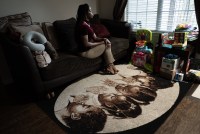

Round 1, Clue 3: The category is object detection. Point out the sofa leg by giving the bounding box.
[50,92,55,98]
[46,93,51,99]
[46,92,55,100]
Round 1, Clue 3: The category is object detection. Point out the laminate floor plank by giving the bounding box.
[155,96,200,134]
[0,103,67,134]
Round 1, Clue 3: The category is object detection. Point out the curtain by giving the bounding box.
[194,0,200,53]
[113,0,128,21]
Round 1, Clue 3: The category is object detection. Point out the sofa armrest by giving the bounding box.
[0,34,45,99]
[20,46,45,99]
[100,19,131,39]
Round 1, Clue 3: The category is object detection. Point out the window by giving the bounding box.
[125,0,198,31]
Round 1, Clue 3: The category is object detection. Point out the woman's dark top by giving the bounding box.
[76,21,95,52]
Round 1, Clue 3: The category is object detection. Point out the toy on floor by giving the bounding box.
[135,29,153,54]
[132,29,154,72]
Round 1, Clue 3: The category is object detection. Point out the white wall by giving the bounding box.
[0,0,98,22]
[98,0,115,19]
[0,0,117,21]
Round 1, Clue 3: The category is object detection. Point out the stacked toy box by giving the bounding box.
[159,54,180,80]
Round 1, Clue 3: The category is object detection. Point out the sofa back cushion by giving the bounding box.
[0,17,8,32]
[6,12,32,26]
[0,12,32,33]
[10,24,44,40]
[91,23,111,38]
[42,22,60,50]
[100,19,131,38]
[53,18,78,53]
[10,24,58,59]
[90,14,111,38]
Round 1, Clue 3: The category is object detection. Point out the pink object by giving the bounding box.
[132,52,146,67]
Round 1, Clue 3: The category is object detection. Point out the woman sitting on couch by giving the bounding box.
[75,3,118,75]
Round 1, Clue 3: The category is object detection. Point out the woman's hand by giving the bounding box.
[103,38,111,47]
[103,38,111,44]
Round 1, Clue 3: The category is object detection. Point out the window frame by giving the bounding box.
[125,0,198,32]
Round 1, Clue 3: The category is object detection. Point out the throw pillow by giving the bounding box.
[42,22,60,50]
[91,23,111,38]
[44,41,59,60]
[10,24,59,60]
[10,24,44,40]
[6,12,32,26]
[53,18,78,53]
[0,12,32,33]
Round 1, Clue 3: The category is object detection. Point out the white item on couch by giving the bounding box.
[33,51,51,68]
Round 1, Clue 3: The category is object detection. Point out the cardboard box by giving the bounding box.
[161,57,180,70]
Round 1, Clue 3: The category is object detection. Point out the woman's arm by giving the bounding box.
[93,33,111,45]
[81,35,104,48]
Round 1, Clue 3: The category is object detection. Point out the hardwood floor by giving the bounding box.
[0,83,67,134]
[155,84,200,134]
[0,103,67,134]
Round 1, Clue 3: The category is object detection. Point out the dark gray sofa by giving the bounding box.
[0,12,132,100]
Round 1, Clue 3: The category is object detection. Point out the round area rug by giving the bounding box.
[54,64,179,133]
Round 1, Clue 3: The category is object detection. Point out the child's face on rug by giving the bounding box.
[68,102,98,114]
[98,93,127,107]
[98,93,142,118]
[115,84,142,95]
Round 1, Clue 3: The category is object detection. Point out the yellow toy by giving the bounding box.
[133,29,154,72]
[135,29,153,54]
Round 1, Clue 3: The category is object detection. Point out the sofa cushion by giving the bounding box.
[44,41,59,60]
[39,52,102,81]
[6,12,32,26]
[109,37,129,59]
[91,23,110,38]
[0,17,8,32]
[0,12,32,33]
[10,24,44,40]
[100,19,131,38]
[90,14,110,38]
[9,24,59,60]
[42,22,60,50]
[53,18,78,53]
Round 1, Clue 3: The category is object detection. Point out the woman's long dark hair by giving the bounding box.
[76,3,90,25]
[75,3,90,45]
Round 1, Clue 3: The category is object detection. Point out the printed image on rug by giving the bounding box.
[54,64,180,133]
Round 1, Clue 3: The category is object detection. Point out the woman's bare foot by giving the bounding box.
[108,63,118,74]
[112,65,119,74]
[106,65,115,75]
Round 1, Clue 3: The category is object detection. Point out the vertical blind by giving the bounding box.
[125,0,198,31]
